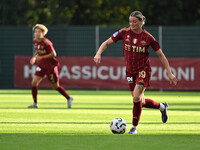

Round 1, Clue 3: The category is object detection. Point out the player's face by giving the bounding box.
[34,28,44,40]
[129,16,143,31]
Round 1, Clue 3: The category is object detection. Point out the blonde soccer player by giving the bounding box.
[94,11,178,134]
[28,24,73,108]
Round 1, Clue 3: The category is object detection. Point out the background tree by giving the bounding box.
[0,0,199,26]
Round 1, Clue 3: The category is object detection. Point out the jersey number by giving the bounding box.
[139,71,146,78]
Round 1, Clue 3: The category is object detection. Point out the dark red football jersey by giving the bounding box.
[33,38,59,69]
[111,27,160,73]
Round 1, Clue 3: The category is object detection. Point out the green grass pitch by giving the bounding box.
[0,89,200,150]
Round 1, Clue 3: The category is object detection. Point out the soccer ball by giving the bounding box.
[110,118,127,134]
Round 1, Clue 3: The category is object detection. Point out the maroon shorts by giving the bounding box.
[126,69,151,91]
[35,66,59,83]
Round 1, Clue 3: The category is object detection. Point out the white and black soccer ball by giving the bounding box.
[110,118,127,134]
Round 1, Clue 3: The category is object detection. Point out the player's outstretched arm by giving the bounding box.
[156,49,178,85]
[94,38,114,65]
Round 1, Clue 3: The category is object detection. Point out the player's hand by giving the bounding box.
[35,55,42,61]
[93,54,101,65]
[30,57,36,65]
[168,72,178,85]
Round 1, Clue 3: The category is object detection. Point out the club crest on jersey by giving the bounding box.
[141,40,146,45]
[133,39,138,44]
[125,35,130,41]
[113,32,118,37]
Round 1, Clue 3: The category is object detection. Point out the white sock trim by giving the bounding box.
[132,125,137,129]
[159,103,165,111]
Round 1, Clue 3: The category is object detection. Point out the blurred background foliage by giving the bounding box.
[0,0,200,26]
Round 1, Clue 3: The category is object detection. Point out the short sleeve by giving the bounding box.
[150,37,160,51]
[111,31,122,43]
[44,39,55,52]
[46,44,55,52]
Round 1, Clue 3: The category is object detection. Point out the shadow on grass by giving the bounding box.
[0,121,200,125]
[1,90,199,96]
[0,133,199,150]
[0,107,200,111]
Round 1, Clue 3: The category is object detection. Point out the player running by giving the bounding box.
[94,11,178,134]
[28,24,73,108]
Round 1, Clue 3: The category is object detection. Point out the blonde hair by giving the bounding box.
[130,11,146,25]
[33,24,48,35]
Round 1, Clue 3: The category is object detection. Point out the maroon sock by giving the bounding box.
[32,86,38,104]
[143,98,160,109]
[132,101,142,126]
[56,86,70,99]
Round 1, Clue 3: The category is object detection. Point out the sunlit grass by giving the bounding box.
[0,89,200,150]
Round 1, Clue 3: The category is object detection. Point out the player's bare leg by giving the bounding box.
[52,82,73,108]
[28,75,43,108]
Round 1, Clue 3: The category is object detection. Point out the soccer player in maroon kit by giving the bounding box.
[94,11,178,134]
[28,24,73,108]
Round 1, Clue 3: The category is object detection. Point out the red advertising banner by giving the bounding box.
[14,56,200,90]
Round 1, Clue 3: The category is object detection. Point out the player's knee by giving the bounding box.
[51,83,59,90]
[52,85,57,90]
[133,95,140,102]
[133,94,144,102]
[32,80,38,87]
